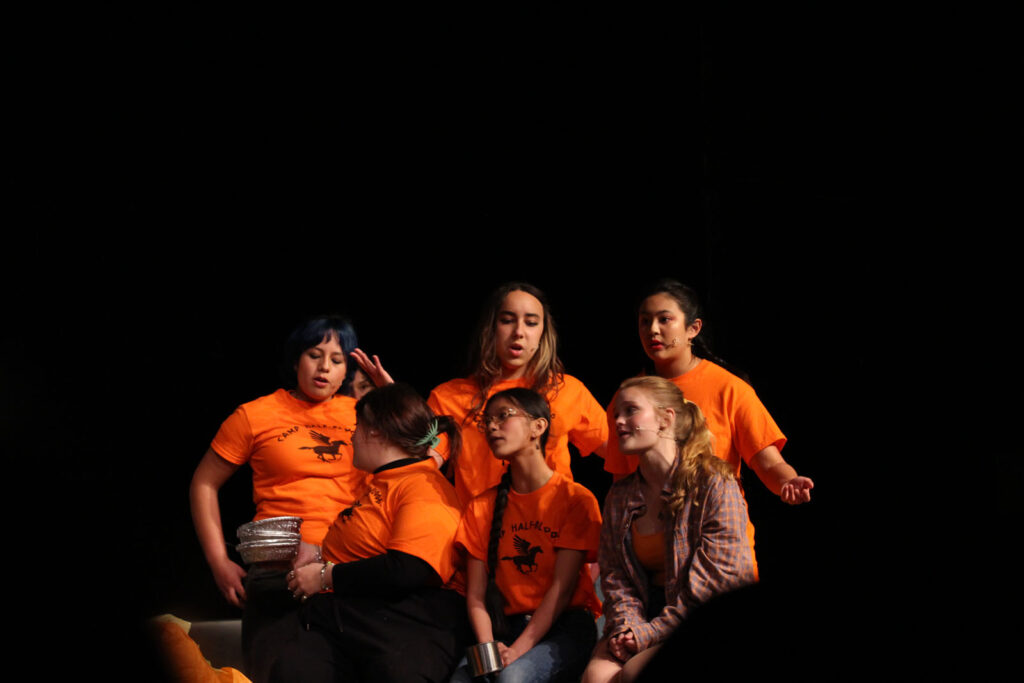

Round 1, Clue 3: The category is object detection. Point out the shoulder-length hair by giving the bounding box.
[465,282,565,419]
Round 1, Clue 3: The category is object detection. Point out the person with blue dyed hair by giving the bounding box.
[190,314,392,683]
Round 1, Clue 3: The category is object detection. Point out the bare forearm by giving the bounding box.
[468,599,496,643]
[466,558,495,643]
[750,445,804,496]
[754,459,798,495]
[509,582,573,654]
[189,449,240,566]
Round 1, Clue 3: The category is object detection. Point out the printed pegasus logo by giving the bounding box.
[500,534,543,574]
[298,430,349,462]
[339,500,361,522]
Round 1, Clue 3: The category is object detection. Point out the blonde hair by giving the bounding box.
[618,376,735,512]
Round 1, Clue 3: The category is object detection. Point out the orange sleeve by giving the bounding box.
[555,484,602,562]
[727,381,787,465]
[563,377,609,458]
[453,493,493,563]
[209,406,254,466]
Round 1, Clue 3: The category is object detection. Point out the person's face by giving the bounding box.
[637,294,700,364]
[613,387,667,454]
[481,397,542,460]
[351,368,375,400]
[294,333,346,403]
[495,290,545,378]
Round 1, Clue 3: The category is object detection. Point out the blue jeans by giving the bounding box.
[449,608,597,683]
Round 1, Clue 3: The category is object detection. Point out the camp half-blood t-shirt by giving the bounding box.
[210,389,366,546]
[455,471,603,617]
[321,458,464,586]
[428,374,608,504]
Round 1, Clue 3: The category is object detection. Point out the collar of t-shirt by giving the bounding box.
[373,457,424,474]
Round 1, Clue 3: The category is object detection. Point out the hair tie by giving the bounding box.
[414,419,440,449]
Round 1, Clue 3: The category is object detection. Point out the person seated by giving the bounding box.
[267,383,471,683]
[450,388,602,683]
[582,376,757,683]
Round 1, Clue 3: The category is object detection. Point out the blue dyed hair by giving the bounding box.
[282,314,359,387]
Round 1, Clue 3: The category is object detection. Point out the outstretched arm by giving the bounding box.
[189,448,247,607]
[749,445,814,504]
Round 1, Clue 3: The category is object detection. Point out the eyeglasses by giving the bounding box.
[477,407,534,432]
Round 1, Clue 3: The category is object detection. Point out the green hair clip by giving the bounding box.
[414,419,440,449]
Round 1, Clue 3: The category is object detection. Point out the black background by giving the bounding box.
[6,5,996,678]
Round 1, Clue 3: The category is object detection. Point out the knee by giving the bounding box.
[580,640,623,683]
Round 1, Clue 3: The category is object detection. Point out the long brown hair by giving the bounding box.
[465,282,565,421]
[618,376,734,512]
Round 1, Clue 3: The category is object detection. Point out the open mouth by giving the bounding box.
[313,377,330,388]
[508,343,524,358]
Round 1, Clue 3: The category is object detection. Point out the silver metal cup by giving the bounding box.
[466,641,503,677]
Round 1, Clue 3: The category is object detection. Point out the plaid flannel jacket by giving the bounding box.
[599,464,756,650]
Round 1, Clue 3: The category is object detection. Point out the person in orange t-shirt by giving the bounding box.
[601,280,815,572]
[189,315,392,683]
[450,388,601,683]
[428,282,607,505]
[277,383,470,683]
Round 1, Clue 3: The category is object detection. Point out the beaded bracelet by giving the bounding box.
[320,561,335,592]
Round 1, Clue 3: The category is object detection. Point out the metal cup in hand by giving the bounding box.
[466,641,503,677]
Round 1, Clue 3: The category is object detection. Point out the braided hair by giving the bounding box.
[481,388,552,640]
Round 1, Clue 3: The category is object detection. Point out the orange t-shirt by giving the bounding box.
[602,360,786,565]
[321,458,464,587]
[428,374,608,504]
[210,389,366,546]
[455,471,602,617]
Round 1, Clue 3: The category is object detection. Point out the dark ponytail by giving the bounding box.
[485,471,512,641]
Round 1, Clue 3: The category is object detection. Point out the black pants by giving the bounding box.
[267,587,471,683]
[243,564,298,683]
